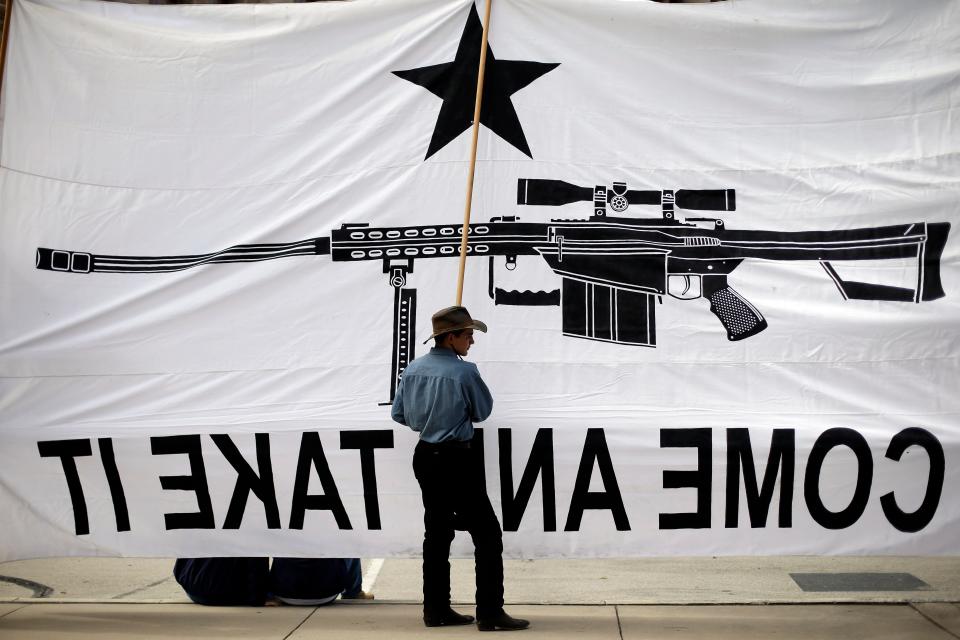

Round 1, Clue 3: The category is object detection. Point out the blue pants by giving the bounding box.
[269,558,363,602]
[343,558,363,597]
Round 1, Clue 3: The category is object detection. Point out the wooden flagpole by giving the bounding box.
[454,0,494,306]
[0,0,14,103]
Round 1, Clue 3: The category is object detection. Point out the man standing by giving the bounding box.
[391,306,529,632]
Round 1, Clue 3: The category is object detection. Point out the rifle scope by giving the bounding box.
[517,179,735,213]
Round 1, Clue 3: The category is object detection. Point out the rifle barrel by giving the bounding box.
[35,238,329,274]
[33,220,945,289]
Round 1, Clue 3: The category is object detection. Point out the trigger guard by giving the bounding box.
[667,274,702,300]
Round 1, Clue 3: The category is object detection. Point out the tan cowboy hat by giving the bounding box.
[424,306,488,343]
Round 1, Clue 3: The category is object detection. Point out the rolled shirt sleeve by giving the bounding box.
[462,365,494,423]
[390,379,409,427]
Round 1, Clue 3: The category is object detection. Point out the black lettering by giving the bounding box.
[211,433,281,530]
[37,439,93,535]
[880,427,944,532]
[725,429,795,528]
[565,429,630,531]
[340,430,394,530]
[499,428,556,532]
[97,438,131,532]
[151,435,215,530]
[474,427,486,486]
[289,432,351,530]
[660,428,712,529]
[804,428,872,529]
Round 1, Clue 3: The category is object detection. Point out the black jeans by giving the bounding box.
[413,439,504,619]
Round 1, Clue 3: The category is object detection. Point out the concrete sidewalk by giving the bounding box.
[3,558,960,638]
[4,557,960,604]
[0,601,959,639]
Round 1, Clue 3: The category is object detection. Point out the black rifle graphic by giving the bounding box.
[35,178,950,402]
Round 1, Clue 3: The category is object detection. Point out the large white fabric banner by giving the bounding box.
[1,0,958,560]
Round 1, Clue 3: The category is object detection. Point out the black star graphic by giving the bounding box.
[393,5,559,159]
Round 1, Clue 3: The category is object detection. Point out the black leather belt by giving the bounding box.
[417,439,471,450]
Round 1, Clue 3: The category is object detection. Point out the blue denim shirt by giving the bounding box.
[390,347,493,443]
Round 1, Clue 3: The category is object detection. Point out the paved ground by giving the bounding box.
[2,557,960,604]
[1,557,959,638]
[0,602,958,639]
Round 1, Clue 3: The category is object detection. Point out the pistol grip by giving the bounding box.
[706,284,767,341]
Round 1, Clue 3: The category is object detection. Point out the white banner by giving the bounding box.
[1,0,958,560]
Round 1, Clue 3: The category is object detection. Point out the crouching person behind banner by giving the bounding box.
[173,557,269,606]
[269,558,373,605]
[391,306,530,632]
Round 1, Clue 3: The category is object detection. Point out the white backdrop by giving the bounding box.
[0,0,958,560]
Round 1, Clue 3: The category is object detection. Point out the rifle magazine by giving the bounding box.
[561,279,656,347]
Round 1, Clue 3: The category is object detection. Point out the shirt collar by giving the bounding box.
[429,347,459,358]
